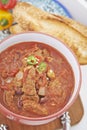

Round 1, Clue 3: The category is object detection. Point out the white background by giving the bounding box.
[58,0,87,130]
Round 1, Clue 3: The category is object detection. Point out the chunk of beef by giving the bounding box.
[45,78,67,108]
[23,100,48,116]
[36,73,48,88]
[22,66,39,102]
[42,49,50,58]
[12,77,22,88]
[48,78,63,97]
[22,94,39,103]
[4,91,15,105]
[1,70,8,79]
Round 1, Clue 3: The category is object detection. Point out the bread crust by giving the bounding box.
[10,2,87,65]
[53,14,87,38]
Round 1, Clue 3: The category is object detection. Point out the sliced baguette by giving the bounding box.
[10,24,25,33]
[53,14,87,38]
[10,2,87,65]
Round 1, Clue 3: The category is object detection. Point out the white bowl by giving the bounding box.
[0,32,81,125]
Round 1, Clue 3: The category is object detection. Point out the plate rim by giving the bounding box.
[53,0,72,18]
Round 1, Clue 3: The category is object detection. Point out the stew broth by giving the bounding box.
[0,42,74,117]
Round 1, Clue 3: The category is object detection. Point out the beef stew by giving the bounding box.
[0,42,74,117]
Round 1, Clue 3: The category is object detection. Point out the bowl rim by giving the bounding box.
[0,31,82,121]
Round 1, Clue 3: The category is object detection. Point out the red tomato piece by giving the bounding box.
[35,55,42,63]
[1,85,9,90]
[0,0,17,10]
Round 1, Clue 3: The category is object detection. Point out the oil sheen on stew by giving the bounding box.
[0,42,74,117]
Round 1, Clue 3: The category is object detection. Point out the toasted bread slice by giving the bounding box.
[10,2,87,65]
[53,14,87,38]
[10,24,25,33]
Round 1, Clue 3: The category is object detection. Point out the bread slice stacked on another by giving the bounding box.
[10,2,87,65]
